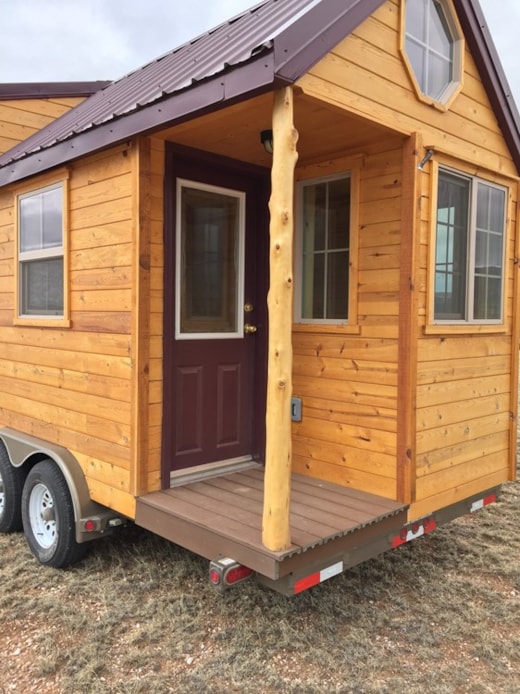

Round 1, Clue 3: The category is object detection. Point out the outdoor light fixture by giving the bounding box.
[417,149,435,170]
[260,129,274,154]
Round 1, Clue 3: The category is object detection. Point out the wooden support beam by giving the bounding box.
[262,87,299,552]
[397,132,421,505]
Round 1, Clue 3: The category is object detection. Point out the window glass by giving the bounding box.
[473,183,505,320]
[177,182,244,337]
[435,172,469,319]
[18,184,64,318]
[21,258,64,315]
[19,187,62,251]
[405,0,457,102]
[435,170,506,323]
[301,175,350,321]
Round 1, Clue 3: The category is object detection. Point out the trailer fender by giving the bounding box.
[0,427,121,543]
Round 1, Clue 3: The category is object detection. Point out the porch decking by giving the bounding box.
[135,465,408,588]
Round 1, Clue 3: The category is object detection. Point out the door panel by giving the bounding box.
[216,362,242,448]
[163,146,268,478]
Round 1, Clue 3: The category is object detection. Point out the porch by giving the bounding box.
[135,465,408,593]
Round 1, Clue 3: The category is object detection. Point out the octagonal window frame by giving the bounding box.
[400,0,464,111]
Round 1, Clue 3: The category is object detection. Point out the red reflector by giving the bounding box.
[224,565,253,585]
[294,572,321,594]
[392,517,437,548]
[483,493,497,507]
[209,569,221,586]
[84,519,96,532]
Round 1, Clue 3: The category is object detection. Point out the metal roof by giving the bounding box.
[0,0,387,182]
[0,0,518,182]
[0,0,315,168]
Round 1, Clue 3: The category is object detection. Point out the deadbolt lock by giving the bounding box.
[244,303,254,313]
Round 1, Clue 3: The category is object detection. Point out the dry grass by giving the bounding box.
[1,474,519,693]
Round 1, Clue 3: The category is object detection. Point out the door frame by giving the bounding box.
[161,143,270,488]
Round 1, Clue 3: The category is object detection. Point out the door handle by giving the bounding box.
[244,323,257,334]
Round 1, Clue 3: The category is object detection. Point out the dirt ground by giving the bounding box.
[1,471,519,693]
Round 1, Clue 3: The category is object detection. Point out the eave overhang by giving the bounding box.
[0,0,385,188]
[0,54,279,187]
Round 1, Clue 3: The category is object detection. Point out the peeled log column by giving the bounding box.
[262,87,299,552]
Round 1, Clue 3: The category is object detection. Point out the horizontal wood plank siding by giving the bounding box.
[297,0,517,178]
[0,97,84,155]
[293,0,518,516]
[291,145,403,500]
[0,143,138,518]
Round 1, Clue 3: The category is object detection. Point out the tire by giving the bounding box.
[21,459,88,568]
[0,443,25,533]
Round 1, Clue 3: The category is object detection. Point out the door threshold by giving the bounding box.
[169,456,261,488]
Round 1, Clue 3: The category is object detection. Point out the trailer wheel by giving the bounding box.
[21,459,87,568]
[0,443,25,533]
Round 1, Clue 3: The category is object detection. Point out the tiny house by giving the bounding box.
[0,0,518,595]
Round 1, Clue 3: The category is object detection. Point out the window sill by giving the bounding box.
[14,317,71,329]
[423,323,507,336]
[293,323,361,335]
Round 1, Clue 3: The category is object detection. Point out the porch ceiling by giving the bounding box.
[157,91,399,168]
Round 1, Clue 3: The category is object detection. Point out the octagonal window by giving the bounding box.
[403,0,463,107]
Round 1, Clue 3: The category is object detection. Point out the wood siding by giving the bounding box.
[0,143,137,518]
[297,0,517,179]
[292,0,519,515]
[0,97,84,155]
[0,0,517,527]
[291,142,403,501]
[145,137,165,492]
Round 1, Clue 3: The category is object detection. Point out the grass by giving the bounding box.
[1,475,519,692]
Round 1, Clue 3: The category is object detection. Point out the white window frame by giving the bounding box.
[295,172,352,326]
[401,0,464,109]
[175,178,246,340]
[433,165,507,325]
[16,181,66,321]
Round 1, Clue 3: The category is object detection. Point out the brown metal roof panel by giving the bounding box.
[0,55,276,187]
[275,0,386,80]
[0,0,314,168]
[102,0,304,111]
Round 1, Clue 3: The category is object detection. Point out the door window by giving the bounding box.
[175,180,245,339]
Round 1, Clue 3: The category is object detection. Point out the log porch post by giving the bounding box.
[262,87,299,552]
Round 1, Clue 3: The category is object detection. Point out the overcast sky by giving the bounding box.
[0,0,519,110]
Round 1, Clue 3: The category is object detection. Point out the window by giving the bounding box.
[17,183,65,318]
[434,169,506,323]
[402,0,463,106]
[297,174,351,323]
[175,179,245,339]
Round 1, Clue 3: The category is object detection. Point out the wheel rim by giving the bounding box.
[29,482,57,549]
[0,469,4,516]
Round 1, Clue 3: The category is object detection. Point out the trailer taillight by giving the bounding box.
[209,557,253,589]
[392,516,437,548]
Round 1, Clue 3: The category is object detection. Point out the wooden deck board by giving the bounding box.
[182,480,337,544]
[135,466,408,581]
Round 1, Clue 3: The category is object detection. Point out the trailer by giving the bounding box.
[0,0,518,595]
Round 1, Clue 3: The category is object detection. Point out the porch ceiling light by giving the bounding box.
[260,129,273,154]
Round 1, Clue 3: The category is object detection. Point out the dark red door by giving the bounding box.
[163,147,268,477]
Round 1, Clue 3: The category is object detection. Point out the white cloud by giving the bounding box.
[0,0,255,82]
